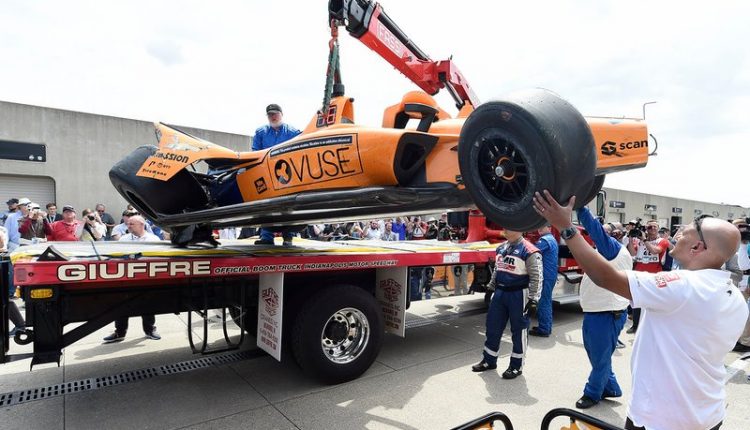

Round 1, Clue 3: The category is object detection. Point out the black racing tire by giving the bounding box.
[578,174,605,207]
[291,285,383,384]
[458,89,596,231]
[109,145,209,221]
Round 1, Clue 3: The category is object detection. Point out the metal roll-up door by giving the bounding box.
[0,174,56,207]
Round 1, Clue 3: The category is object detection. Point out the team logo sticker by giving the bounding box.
[268,134,363,190]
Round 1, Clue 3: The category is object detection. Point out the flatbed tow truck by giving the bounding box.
[1,239,497,384]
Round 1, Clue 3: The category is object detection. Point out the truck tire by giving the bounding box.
[291,285,383,384]
[109,145,209,221]
[458,89,596,231]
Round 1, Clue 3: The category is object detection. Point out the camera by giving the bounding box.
[627,219,645,238]
[87,214,95,221]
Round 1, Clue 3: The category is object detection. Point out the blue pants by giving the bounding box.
[536,278,555,334]
[483,288,528,369]
[260,227,294,242]
[582,311,627,400]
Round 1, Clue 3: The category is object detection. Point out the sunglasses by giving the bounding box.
[694,214,713,249]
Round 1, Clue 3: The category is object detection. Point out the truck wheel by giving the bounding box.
[109,145,209,221]
[291,285,383,384]
[458,89,596,231]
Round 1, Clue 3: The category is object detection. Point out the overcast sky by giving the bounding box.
[1,1,748,206]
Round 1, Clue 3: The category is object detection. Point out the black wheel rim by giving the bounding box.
[476,133,530,203]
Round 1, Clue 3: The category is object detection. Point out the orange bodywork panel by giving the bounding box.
[586,117,649,175]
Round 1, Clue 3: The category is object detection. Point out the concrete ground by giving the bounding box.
[1,297,749,430]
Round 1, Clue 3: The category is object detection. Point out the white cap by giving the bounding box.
[18,197,31,205]
[29,202,40,210]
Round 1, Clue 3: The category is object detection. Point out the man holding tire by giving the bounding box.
[472,230,542,379]
[533,190,747,430]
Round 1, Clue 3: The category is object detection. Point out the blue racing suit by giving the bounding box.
[483,237,542,369]
[577,207,631,401]
[252,122,301,242]
[534,232,558,334]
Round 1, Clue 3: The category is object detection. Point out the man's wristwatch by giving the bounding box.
[560,226,578,240]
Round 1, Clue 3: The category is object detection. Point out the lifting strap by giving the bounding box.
[320,20,342,120]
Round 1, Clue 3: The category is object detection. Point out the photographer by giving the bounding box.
[626,219,670,333]
[80,208,105,241]
[19,203,48,242]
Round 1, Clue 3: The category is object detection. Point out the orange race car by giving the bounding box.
[109,0,651,246]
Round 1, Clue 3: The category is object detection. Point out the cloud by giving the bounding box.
[146,40,184,66]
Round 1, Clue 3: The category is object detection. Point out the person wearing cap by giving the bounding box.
[4,197,31,252]
[19,202,48,242]
[45,205,83,241]
[251,103,301,151]
[252,103,302,246]
[1,198,20,228]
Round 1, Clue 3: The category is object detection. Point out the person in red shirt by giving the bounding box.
[626,220,670,333]
[45,205,82,241]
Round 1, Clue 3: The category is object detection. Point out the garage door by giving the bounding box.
[0,174,56,207]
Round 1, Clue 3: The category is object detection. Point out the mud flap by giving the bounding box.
[375,267,408,337]
[256,273,284,361]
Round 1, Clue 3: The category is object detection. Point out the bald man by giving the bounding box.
[102,215,161,343]
[533,191,747,430]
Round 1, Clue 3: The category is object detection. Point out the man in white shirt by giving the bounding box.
[103,216,161,343]
[534,191,747,430]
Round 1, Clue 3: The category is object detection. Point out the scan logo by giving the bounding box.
[600,141,623,157]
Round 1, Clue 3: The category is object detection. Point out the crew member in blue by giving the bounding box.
[472,229,542,379]
[530,224,559,337]
[252,103,301,246]
[574,207,631,409]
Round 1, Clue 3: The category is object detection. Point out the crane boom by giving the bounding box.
[329,0,479,109]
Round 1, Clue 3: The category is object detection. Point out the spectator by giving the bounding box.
[45,203,63,223]
[381,222,399,241]
[573,207,632,409]
[424,217,439,239]
[5,198,30,251]
[530,223,559,337]
[95,204,116,239]
[111,210,153,240]
[732,221,750,353]
[625,220,669,333]
[0,225,7,252]
[45,205,83,241]
[409,216,428,240]
[1,198,20,227]
[658,227,676,270]
[252,103,301,247]
[534,191,748,430]
[80,208,105,241]
[103,215,161,343]
[392,217,407,241]
[19,203,48,242]
[437,216,452,241]
[472,229,542,379]
[349,222,363,239]
[363,220,382,240]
